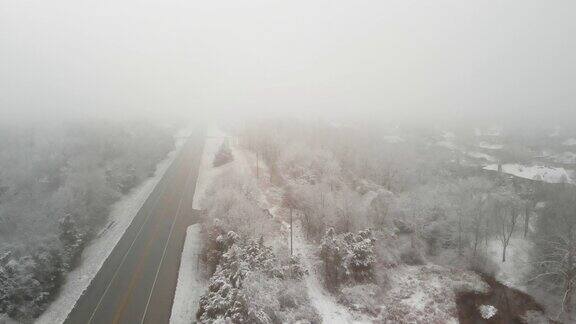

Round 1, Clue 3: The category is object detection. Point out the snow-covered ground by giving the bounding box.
[486,237,533,290]
[484,163,573,184]
[36,126,193,324]
[191,126,227,210]
[169,224,204,324]
[379,265,488,323]
[468,151,497,162]
[0,314,19,324]
[475,127,502,137]
[437,140,457,150]
[383,135,405,144]
[224,132,362,323]
[478,142,504,150]
[550,151,576,164]
[292,225,367,324]
[563,138,576,146]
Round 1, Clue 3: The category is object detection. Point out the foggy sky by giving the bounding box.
[1,0,575,125]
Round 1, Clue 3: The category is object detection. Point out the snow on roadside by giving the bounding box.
[483,163,573,184]
[36,126,194,324]
[169,224,204,324]
[191,126,227,210]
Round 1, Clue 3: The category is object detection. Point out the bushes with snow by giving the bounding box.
[320,228,376,291]
[213,141,234,167]
[197,227,318,323]
[0,248,63,321]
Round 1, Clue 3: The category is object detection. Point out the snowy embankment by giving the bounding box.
[484,163,573,184]
[191,126,227,210]
[169,224,203,324]
[36,126,193,324]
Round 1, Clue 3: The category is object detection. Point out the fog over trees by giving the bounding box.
[0,120,174,320]
[1,0,576,323]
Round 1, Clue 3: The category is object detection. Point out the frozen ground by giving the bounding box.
[383,135,405,144]
[475,127,502,137]
[191,126,227,210]
[0,314,19,324]
[379,265,488,323]
[468,151,497,162]
[36,126,193,324]
[478,142,504,150]
[484,163,573,184]
[437,140,457,150]
[169,224,204,324]
[550,151,576,164]
[227,135,362,323]
[292,225,366,324]
[563,138,576,146]
[486,237,533,290]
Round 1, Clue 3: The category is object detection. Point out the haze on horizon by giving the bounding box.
[1,0,575,126]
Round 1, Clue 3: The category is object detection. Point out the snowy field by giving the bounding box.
[169,224,204,324]
[484,164,573,184]
[486,237,533,291]
[36,126,193,324]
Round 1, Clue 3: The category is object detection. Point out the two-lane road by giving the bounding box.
[65,128,205,324]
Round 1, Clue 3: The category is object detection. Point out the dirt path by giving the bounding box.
[230,141,359,323]
[292,225,362,324]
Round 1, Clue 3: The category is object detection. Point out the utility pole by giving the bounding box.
[256,151,259,179]
[290,207,293,256]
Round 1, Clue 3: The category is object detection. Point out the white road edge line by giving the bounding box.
[140,143,196,324]
[85,144,186,324]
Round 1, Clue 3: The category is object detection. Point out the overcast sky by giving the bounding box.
[1,0,575,125]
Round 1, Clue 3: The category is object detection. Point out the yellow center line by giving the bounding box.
[110,144,192,324]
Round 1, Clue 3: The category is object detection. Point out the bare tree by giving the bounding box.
[488,186,523,262]
[529,187,576,319]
